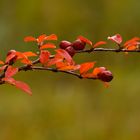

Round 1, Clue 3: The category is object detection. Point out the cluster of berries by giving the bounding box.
[59,39,86,57]
[59,40,113,82]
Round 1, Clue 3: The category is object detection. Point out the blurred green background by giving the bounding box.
[0,0,140,140]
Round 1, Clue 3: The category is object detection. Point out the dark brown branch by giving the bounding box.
[77,48,140,53]
[19,66,96,80]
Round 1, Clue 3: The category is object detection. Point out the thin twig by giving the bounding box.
[77,48,140,53]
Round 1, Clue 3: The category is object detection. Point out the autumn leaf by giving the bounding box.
[124,37,140,47]
[58,64,80,71]
[81,73,96,78]
[39,50,50,64]
[40,43,56,50]
[47,57,63,67]
[16,52,32,65]
[24,36,36,42]
[45,34,57,41]
[80,62,96,74]
[3,77,32,95]
[55,49,74,65]
[5,66,18,78]
[108,34,122,45]
[125,46,137,50]
[14,81,32,95]
[5,50,17,64]
[22,52,37,57]
[37,34,47,43]
[93,41,106,48]
[78,35,92,45]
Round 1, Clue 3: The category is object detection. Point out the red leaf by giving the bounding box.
[0,60,4,65]
[124,37,140,47]
[37,34,47,43]
[39,50,50,64]
[20,59,32,65]
[56,61,66,68]
[108,34,122,44]
[40,43,56,50]
[15,81,32,95]
[45,34,58,41]
[16,52,32,65]
[55,49,74,65]
[24,36,36,42]
[22,52,37,57]
[0,65,7,72]
[5,66,18,78]
[92,67,105,76]
[2,77,16,84]
[3,77,32,95]
[58,65,80,71]
[47,58,62,67]
[78,35,92,45]
[80,62,95,74]
[5,51,17,64]
[81,73,96,78]
[125,45,137,50]
[93,41,106,48]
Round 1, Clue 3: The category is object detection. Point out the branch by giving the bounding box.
[78,48,140,53]
[0,33,138,94]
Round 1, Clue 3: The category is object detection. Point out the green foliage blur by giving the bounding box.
[0,0,140,139]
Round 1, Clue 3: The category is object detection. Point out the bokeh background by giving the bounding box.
[0,0,140,140]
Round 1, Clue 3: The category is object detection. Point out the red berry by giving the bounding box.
[72,39,86,50]
[65,46,76,57]
[59,40,72,49]
[97,70,113,82]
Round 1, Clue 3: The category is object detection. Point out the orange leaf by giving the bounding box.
[124,37,140,47]
[0,60,4,65]
[47,58,62,67]
[16,52,32,65]
[80,62,95,74]
[3,77,32,95]
[20,59,32,65]
[126,45,137,50]
[5,51,17,64]
[59,65,80,71]
[22,52,37,57]
[81,73,96,78]
[37,34,47,43]
[39,50,50,64]
[40,43,56,50]
[5,66,18,78]
[45,34,58,41]
[92,67,105,76]
[93,41,106,48]
[14,81,32,95]
[24,36,36,42]
[78,35,92,45]
[55,49,74,65]
[56,61,66,68]
[108,34,122,44]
